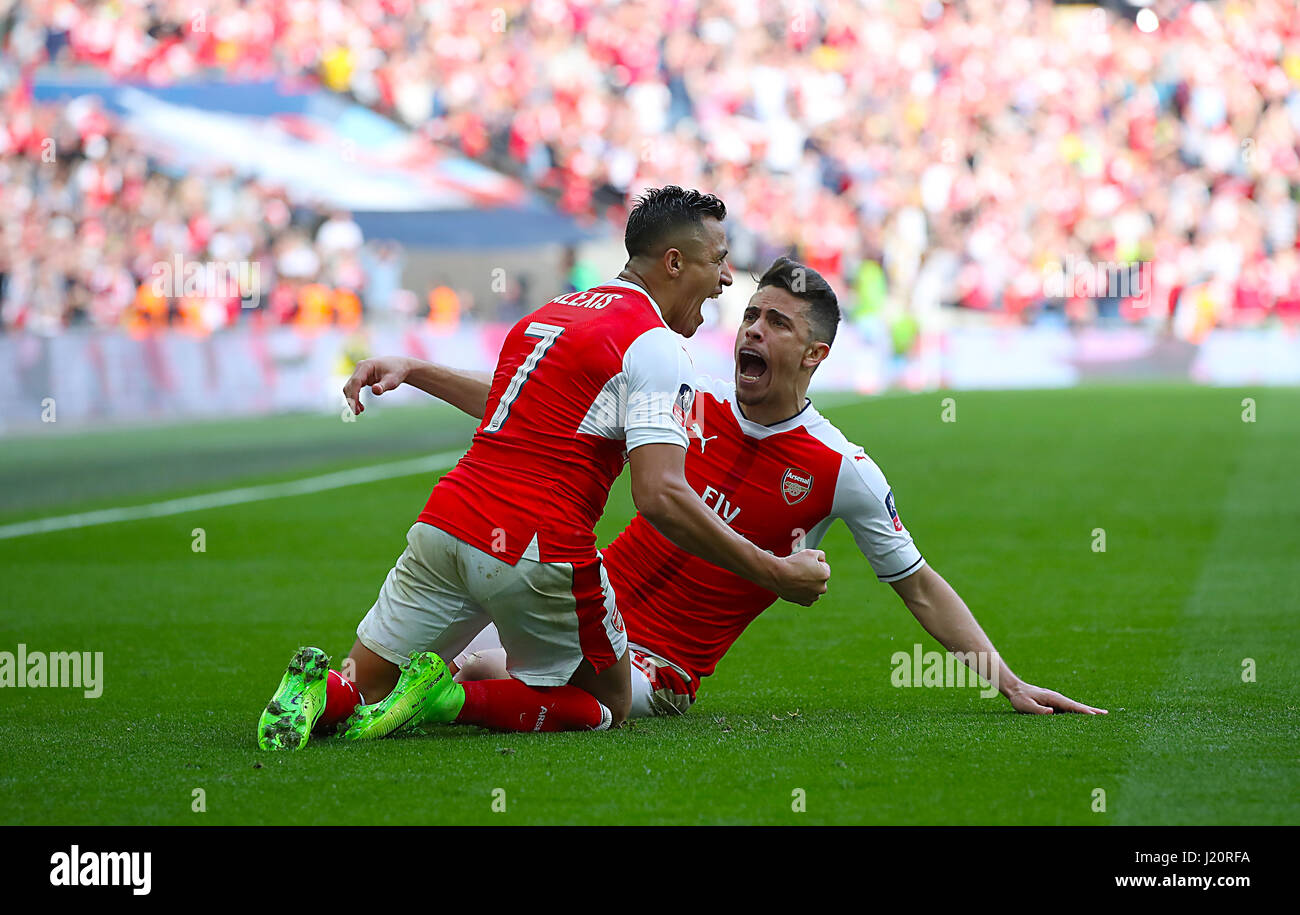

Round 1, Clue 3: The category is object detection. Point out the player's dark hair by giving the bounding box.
[624,186,727,259]
[757,256,840,346]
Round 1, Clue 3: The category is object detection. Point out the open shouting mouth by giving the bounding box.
[738,347,769,386]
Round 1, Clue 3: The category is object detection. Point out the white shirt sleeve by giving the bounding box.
[832,450,925,582]
[621,326,694,452]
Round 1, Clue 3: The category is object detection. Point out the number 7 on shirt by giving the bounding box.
[484,322,564,434]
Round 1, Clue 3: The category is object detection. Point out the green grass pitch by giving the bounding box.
[1,385,1296,825]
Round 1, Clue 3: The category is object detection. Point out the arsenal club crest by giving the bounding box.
[781,466,813,505]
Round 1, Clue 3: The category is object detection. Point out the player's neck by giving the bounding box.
[738,390,809,427]
[616,267,647,288]
[616,268,655,299]
[617,267,676,323]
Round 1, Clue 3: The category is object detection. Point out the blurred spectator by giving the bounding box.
[360,240,405,315]
[315,209,363,256]
[0,85,433,335]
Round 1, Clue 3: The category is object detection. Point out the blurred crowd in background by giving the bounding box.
[1,0,1298,340]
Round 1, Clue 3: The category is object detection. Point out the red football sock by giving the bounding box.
[316,669,362,731]
[457,679,612,732]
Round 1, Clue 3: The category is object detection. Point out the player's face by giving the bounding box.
[734,286,816,406]
[673,217,732,337]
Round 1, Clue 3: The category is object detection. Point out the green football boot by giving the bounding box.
[339,651,464,740]
[257,646,330,751]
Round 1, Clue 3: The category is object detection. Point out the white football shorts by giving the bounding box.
[357,522,626,686]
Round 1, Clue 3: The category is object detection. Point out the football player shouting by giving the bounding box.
[257,190,831,749]
[337,257,1106,725]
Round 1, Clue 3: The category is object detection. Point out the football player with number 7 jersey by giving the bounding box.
[355,257,1108,723]
[256,188,832,750]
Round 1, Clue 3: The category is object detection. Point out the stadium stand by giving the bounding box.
[1,0,1297,335]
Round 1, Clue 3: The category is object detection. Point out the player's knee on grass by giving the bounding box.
[453,647,509,682]
[346,640,401,704]
[568,654,632,726]
[452,624,509,682]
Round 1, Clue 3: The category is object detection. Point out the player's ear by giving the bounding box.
[802,341,830,373]
[663,246,683,277]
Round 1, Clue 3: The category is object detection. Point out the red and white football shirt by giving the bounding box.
[603,375,924,694]
[420,279,693,565]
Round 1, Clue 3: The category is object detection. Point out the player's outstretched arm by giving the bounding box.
[629,442,831,606]
[888,565,1108,715]
[343,356,492,418]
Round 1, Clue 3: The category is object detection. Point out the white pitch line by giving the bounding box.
[0,448,466,541]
